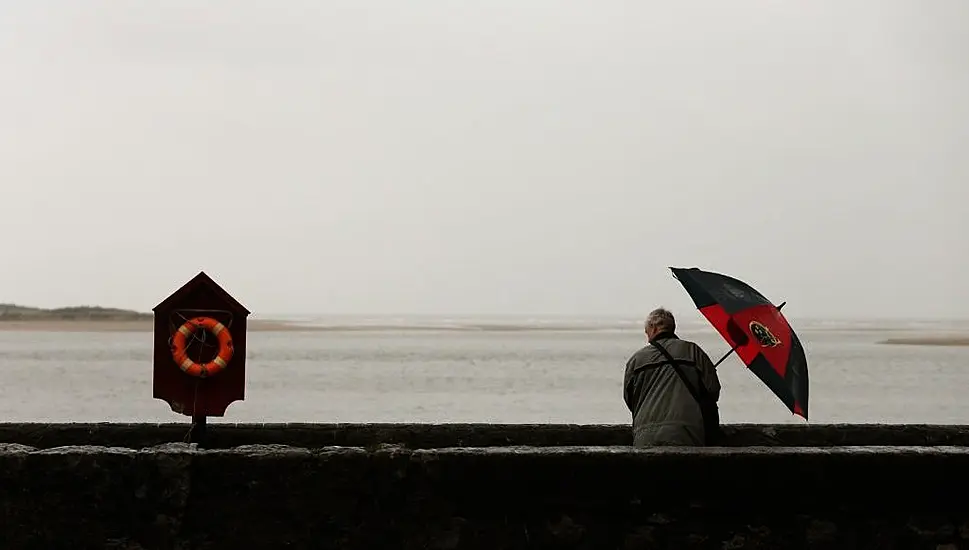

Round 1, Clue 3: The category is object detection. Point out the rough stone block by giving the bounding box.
[3,443,969,549]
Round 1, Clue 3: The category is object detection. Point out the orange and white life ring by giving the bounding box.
[170,316,234,378]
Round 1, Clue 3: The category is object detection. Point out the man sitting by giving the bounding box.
[623,308,721,446]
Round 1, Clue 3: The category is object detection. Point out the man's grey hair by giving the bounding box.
[645,308,676,333]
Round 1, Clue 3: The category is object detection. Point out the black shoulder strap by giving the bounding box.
[650,339,709,406]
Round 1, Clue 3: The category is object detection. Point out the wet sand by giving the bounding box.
[878,336,969,347]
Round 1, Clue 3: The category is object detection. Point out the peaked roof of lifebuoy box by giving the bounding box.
[152,271,251,315]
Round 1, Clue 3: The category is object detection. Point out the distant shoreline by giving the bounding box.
[0,304,151,322]
[0,319,625,333]
[1,304,967,340]
[0,319,967,342]
[0,319,305,332]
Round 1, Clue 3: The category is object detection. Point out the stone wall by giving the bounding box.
[4,422,969,448]
[3,424,969,549]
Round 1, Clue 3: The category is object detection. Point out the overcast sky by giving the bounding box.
[0,1,966,319]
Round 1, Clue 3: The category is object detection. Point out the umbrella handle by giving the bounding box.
[713,301,786,368]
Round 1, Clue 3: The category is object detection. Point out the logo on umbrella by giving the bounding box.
[749,321,781,347]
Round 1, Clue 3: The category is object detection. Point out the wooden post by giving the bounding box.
[190,415,208,446]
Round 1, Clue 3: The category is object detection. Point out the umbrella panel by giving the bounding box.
[699,302,809,419]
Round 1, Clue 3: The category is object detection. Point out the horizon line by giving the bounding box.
[3,303,968,323]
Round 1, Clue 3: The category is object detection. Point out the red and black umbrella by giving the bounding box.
[670,267,809,420]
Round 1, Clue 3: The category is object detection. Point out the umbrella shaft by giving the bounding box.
[714,346,738,367]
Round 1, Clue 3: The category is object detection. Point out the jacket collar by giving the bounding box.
[648,331,678,343]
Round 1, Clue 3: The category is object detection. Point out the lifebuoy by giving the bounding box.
[170,316,234,378]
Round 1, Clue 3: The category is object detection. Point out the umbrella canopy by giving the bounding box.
[670,267,809,419]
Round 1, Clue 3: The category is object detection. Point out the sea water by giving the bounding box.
[0,316,967,425]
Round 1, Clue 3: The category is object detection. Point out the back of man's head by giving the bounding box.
[645,307,676,338]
